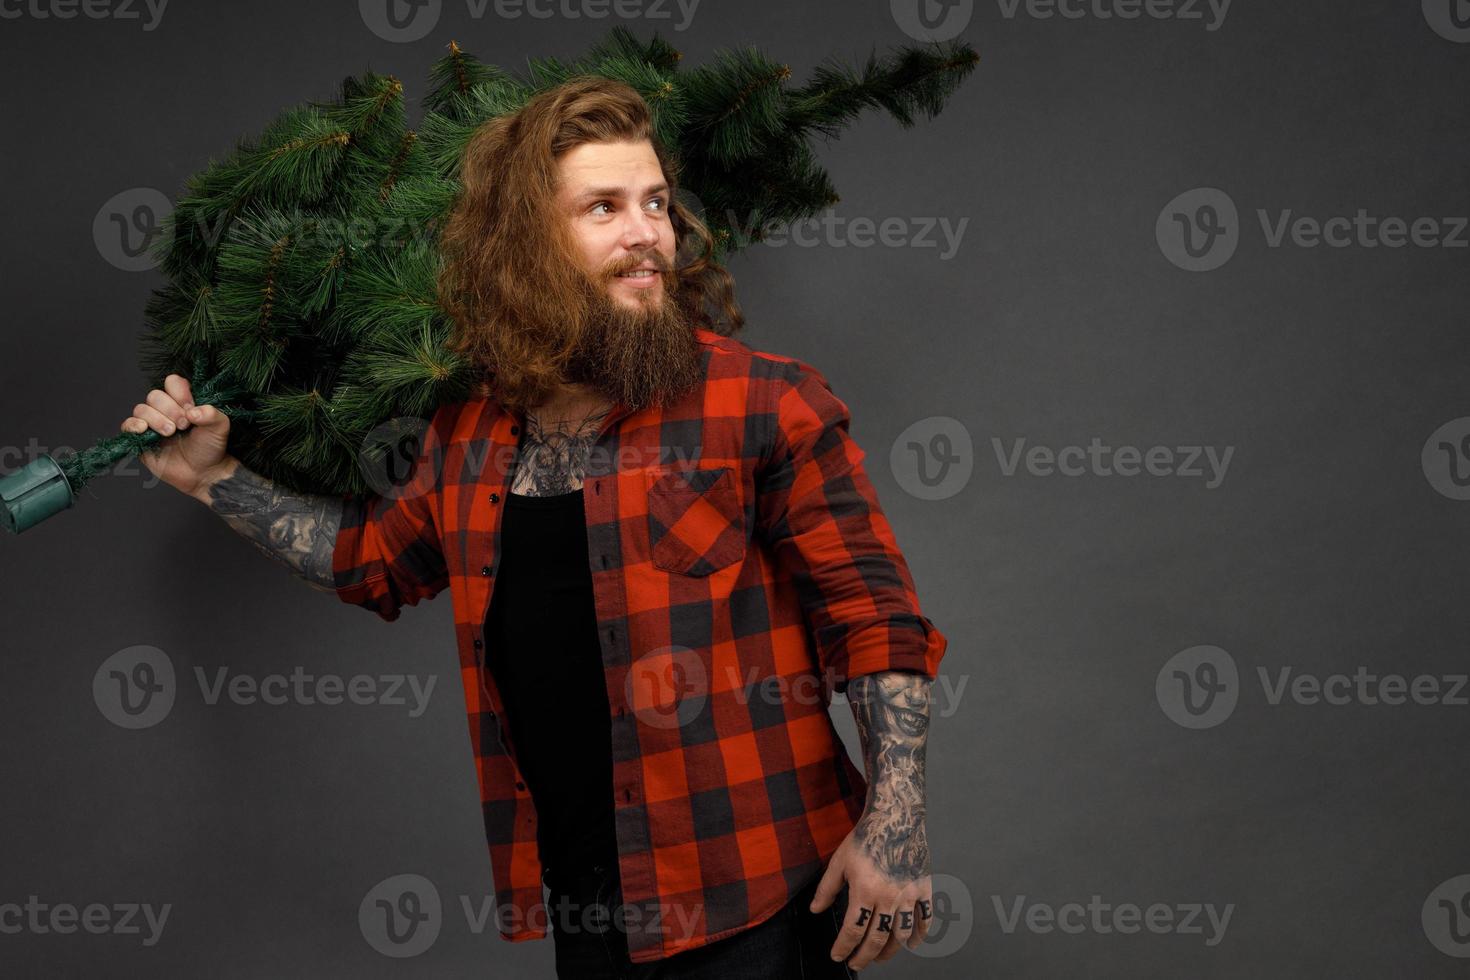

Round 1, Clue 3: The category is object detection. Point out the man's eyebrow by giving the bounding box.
[574,182,669,202]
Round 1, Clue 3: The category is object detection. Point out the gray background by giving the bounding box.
[3,0,1469,976]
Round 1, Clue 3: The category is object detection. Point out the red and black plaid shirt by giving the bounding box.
[331,327,948,963]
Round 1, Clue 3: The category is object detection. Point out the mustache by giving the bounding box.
[604,251,674,278]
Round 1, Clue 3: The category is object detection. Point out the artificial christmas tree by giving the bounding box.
[0,27,978,534]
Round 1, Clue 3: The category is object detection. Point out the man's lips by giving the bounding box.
[614,265,663,287]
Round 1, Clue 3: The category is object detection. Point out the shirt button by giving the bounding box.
[510,425,519,435]
[489,492,499,503]
[515,780,526,790]
[473,639,483,649]
[481,565,491,576]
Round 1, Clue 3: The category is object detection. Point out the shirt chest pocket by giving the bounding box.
[645,466,748,576]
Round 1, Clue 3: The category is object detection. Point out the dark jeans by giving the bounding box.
[544,861,857,979]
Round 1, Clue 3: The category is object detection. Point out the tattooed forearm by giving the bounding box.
[846,670,933,882]
[197,459,344,592]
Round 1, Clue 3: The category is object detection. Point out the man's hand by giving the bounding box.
[121,373,234,500]
[810,820,934,970]
[811,670,936,970]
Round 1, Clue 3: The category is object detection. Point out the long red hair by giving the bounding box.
[437,75,742,413]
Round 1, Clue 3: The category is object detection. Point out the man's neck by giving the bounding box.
[528,382,613,425]
[510,383,616,496]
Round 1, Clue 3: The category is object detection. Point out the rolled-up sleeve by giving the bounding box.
[331,411,450,622]
[754,361,948,696]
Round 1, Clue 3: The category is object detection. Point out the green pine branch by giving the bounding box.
[116,27,978,498]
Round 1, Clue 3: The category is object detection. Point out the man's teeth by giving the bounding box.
[618,270,656,278]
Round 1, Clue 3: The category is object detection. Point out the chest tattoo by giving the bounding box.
[509,403,613,496]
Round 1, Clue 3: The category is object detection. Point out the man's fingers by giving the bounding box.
[875,931,905,963]
[906,891,934,949]
[163,374,195,412]
[847,898,901,970]
[829,893,881,965]
[186,403,224,427]
[874,898,917,962]
[828,905,866,964]
[131,403,178,436]
[808,860,844,914]
[145,389,189,429]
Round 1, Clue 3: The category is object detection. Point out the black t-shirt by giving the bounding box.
[483,488,619,878]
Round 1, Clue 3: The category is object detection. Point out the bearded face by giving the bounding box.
[558,244,704,413]
[549,139,706,413]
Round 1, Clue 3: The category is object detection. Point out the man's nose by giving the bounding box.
[619,208,662,249]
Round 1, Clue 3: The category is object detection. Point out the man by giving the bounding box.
[121,76,947,977]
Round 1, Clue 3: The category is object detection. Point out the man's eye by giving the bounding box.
[590,198,665,216]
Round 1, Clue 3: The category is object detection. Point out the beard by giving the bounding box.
[560,251,705,413]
